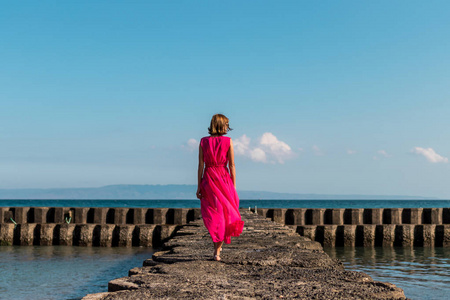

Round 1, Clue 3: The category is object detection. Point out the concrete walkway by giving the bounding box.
[83,211,407,299]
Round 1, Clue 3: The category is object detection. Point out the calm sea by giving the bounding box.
[1,199,449,208]
[0,199,449,300]
[0,246,153,300]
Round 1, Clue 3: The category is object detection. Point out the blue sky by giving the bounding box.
[1,1,450,198]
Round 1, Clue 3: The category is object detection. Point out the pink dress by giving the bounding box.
[200,135,244,244]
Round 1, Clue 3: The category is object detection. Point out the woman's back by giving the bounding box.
[201,136,230,166]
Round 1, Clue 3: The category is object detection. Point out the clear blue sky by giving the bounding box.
[1,1,449,198]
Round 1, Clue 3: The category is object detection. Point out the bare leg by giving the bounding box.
[213,241,224,261]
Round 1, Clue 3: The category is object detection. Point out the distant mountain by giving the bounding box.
[0,184,438,200]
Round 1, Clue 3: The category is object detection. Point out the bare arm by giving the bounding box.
[228,139,236,188]
[196,143,204,199]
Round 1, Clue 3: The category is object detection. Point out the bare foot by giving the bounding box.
[214,255,221,261]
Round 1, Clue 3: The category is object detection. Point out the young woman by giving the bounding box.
[196,114,244,261]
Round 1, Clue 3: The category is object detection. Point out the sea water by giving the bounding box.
[0,246,153,300]
[324,247,450,300]
[1,199,449,208]
[0,199,449,299]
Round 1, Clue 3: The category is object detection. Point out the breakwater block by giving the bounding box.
[294,223,450,247]
[259,207,450,226]
[0,207,201,226]
[83,211,407,300]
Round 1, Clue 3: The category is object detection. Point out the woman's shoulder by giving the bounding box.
[201,135,231,140]
[200,136,211,145]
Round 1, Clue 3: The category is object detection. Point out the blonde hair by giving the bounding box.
[208,114,232,136]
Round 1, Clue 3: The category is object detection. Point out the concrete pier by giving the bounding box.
[83,211,406,300]
[257,208,450,226]
[259,207,450,247]
[1,206,449,247]
[0,207,199,247]
[0,207,200,226]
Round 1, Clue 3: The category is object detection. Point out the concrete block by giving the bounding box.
[114,208,128,224]
[39,224,56,246]
[116,225,135,247]
[153,208,168,224]
[74,208,89,224]
[443,225,450,247]
[0,208,9,223]
[381,225,395,247]
[285,209,306,225]
[160,225,178,241]
[255,208,268,218]
[311,209,325,225]
[14,207,30,224]
[0,223,14,246]
[272,209,287,224]
[362,225,376,247]
[152,225,179,247]
[77,224,95,246]
[54,208,65,223]
[93,208,108,224]
[18,223,36,245]
[133,208,147,224]
[423,208,443,224]
[1,209,14,224]
[136,225,156,247]
[323,225,337,247]
[99,224,115,247]
[173,208,188,224]
[383,209,402,224]
[298,225,316,242]
[350,209,363,225]
[370,209,383,224]
[331,209,344,225]
[34,207,49,224]
[343,225,356,247]
[409,208,423,224]
[431,208,443,224]
[391,208,402,224]
[398,225,414,247]
[59,224,76,246]
[422,225,436,247]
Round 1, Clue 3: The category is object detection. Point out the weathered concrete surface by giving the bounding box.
[83,211,407,300]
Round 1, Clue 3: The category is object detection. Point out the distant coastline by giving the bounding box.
[0,184,438,200]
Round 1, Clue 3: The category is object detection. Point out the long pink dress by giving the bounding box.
[200,135,244,244]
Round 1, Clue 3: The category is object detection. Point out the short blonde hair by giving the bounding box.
[208,114,232,135]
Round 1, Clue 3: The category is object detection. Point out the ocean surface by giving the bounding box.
[0,246,153,300]
[1,199,449,208]
[0,199,449,299]
[324,247,450,300]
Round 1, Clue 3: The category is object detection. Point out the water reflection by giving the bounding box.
[0,246,153,300]
[324,247,450,300]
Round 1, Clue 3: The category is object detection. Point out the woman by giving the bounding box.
[196,114,244,261]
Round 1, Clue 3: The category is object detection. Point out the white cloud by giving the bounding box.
[377,150,391,157]
[234,132,294,164]
[347,150,356,155]
[233,134,251,156]
[312,145,324,156]
[250,148,267,163]
[183,138,198,152]
[260,132,293,163]
[412,147,448,163]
